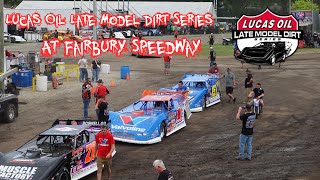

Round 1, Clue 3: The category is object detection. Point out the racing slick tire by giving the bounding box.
[270,54,276,66]
[202,97,206,111]
[55,167,70,180]
[281,54,286,62]
[160,122,166,140]
[4,103,17,123]
[148,31,153,36]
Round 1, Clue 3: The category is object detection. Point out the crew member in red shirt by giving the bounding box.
[94,79,110,104]
[163,54,172,76]
[95,124,115,180]
[207,63,220,75]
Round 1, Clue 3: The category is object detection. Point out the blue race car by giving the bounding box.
[161,74,221,112]
[109,90,192,144]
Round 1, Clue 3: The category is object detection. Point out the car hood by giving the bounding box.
[0,150,64,180]
[109,111,165,134]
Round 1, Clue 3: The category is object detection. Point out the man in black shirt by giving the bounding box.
[153,160,173,180]
[208,33,215,46]
[95,95,109,124]
[236,103,256,161]
[250,83,265,110]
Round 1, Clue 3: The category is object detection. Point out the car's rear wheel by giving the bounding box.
[4,103,17,123]
[270,55,276,66]
[160,122,166,140]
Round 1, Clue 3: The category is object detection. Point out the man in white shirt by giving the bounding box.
[78,56,88,82]
[17,51,27,68]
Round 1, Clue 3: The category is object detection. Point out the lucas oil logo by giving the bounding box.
[232,8,303,66]
[0,165,37,180]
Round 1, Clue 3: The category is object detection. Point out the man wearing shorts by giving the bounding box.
[163,54,172,75]
[249,83,265,111]
[95,124,115,180]
[220,68,236,103]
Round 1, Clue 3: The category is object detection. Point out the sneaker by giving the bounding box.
[85,117,92,120]
[246,157,251,161]
[236,156,244,160]
[233,98,237,103]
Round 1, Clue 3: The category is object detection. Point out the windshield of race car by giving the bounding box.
[133,100,174,111]
[183,81,207,88]
[35,135,75,154]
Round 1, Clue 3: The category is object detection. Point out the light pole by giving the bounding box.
[0,0,4,78]
[289,0,291,13]
[93,0,97,40]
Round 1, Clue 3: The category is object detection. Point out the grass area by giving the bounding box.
[198,43,320,57]
[199,43,234,57]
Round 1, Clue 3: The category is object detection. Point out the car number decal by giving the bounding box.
[211,85,217,97]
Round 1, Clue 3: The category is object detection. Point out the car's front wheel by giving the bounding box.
[55,167,70,180]
[281,54,286,62]
[202,97,206,111]
[270,55,276,66]
[160,122,166,140]
[4,103,17,123]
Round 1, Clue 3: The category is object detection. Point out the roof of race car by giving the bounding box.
[183,76,216,82]
[140,95,174,102]
[40,125,89,136]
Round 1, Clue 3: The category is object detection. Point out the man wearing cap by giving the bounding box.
[94,79,110,104]
[207,63,220,75]
[236,103,256,161]
[95,124,115,180]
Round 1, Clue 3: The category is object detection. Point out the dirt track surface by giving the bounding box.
[1,36,320,180]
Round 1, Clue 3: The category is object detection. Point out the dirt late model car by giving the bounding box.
[0,120,115,180]
[109,90,192,144]
[161,74,221,112]
[236,41,292,66]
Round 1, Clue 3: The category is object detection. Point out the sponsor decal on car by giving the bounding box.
[120,116,148,125]
[0,165,37,180]
[111,124,146,133]
[232,8,303,66]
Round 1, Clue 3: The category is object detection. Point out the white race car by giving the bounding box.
[4,32,27,43]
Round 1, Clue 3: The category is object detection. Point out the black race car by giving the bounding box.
[0,120,115,180]
[236,41,292,66]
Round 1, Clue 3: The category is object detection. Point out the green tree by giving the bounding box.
[292,0,320,11]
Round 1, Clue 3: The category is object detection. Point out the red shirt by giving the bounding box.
[208,67,219,74]
[164,55,171,62]
[95,84,108,97]
[95,132,115,158]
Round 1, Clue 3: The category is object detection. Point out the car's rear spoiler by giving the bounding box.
[52,119,106,127]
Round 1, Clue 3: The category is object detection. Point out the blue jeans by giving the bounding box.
[92,68,100,82]
[79,68,88,82]
[210,60,215,67]
[83,99,90,118]
[239,134,253,159]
